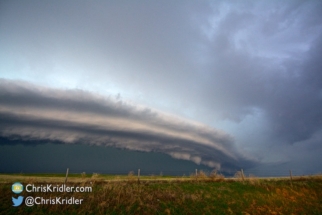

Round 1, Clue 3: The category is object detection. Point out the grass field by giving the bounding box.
[1,173,322,214]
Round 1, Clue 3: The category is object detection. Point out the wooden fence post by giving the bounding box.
[138,169,140,183]
[64,168,69,184]
[289,170,293,187]
[241,169,245,182]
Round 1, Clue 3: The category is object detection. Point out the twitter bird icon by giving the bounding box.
[12,196,24,207]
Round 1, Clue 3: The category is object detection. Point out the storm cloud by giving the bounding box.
[0,79,254,171]
[1,1,322,174]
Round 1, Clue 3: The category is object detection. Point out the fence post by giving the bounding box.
[64,168,69,184]
[289,170,293,187]
[138,169,140,183]
[241,169,245,183]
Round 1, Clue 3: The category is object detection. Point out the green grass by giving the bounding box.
[1,174,322,214]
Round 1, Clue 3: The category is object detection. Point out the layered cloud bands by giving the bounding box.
[0,79,253,171]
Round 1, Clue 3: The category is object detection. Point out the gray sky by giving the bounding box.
[1,0,322,175]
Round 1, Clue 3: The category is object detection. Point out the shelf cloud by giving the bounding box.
[0,79,255,171]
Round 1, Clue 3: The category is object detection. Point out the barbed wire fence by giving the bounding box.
[74,168,322,178]
[6,168,321,179]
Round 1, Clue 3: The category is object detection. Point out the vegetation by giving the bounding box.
[1,173,322,214]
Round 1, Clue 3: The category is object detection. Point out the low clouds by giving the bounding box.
[0,79,254,171]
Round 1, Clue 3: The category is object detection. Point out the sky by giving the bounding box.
[1,0,322,176]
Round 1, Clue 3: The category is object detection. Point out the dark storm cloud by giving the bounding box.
[0,79,254,170]
[193,1,322,145]
[1,0,322,172]
[268,37,322,143]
